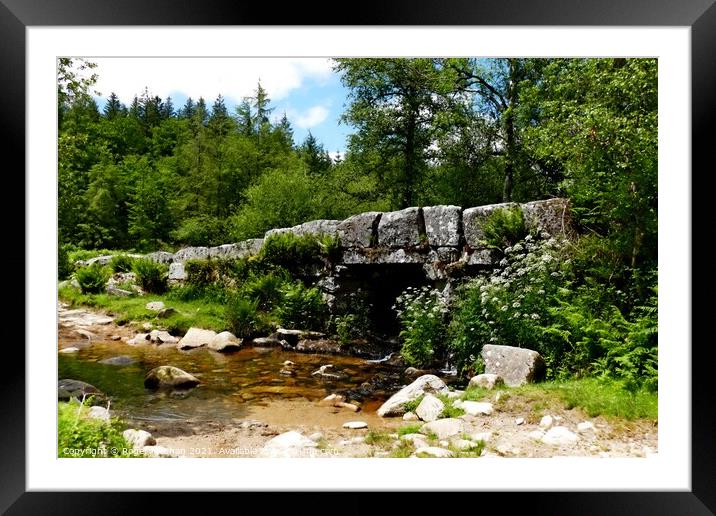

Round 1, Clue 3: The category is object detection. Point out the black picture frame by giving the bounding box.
[4,0,711,513]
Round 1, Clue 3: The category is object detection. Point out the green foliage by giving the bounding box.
[394,286,449,367]
[482,205,526,249]
[74,263,110,294]
[258,232,340,274]
[58,400,137,458]
[390,440,416,458]
[109,254,135,273]
[171,215,228,247]
[363,431,393,448]
[438,402,465,419]
[58,244,74,280]
[224,296,267,338]
[239,270,289,311]
[276,282,328,331]
[397,424,423,436]
[333,291,373,344]
[132,258,168,294]
[402,395,425,414]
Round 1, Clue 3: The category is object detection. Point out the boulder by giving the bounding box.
[400,434,429,448]
[144,366,200,389]
[87,406,110,421]
[127,333,151,346]
[415,446,453,458]
[463,202,521,248]
[402,412,419,422]
[336,211,382,248]
[173,246,210,263]
[480,344,546,387]
[258,431,319,458]
[420,418,464,440]
[98,355,135,366]
[168,262,186,281]
[452,439,479,451]
[415,394,444,422]
[123,429,156,448]
[265,219,341,240]
[422,205,461,247]
[59,347,80,354]
[58,379,104,401]
[250,336,285,348]
[145,251,174,264]
[522,198,571,238]
[145,301,165,311]
[209,331,242,352]
[377,207,423,248]
[296,339,342,354]
[468,373,504,390]
[149,330,179,344]
[541,426,579,446]
[106,285,132,297]
[177,327,217,350]
[319,393,345,406]
[377,374,450,417]
[458,401,493,416]
[540,415,554,429]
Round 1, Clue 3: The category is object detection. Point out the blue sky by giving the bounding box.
[90,58,352,156]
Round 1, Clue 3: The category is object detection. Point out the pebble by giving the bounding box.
[539,415,554,429]
[577,421,595,433]
[342,421,368,430]
[515,417,525,425]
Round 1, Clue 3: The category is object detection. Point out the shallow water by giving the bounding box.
[58,339,402,427]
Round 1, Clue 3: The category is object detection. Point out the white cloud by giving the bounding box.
[290,105,330,129]
[89,57,333,105]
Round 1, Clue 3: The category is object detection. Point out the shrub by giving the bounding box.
[394,286,449,368]
[185,259,218,288]
[58,243,74,280]
[225,296,270,338]
[132,258,168,294]
[448,235,567,377]
[171,215,228,246]
[333,291,372,344]
[259,232,340,274]
[239,271,289,311]
[109,254,135,273]
[482,205,527,249]
[58,400,136,458]
[74,263,110,294]
[277,282,328,331]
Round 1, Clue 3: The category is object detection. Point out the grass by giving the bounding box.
[436,394,466,418]
[58,400,139,458]
[364,431,394,449]
[448,439,485,458]
[460,378,657,421]
[397,424,423,436]
[59,284,228,334]
[389,440,416,458]
[402,395,424,414]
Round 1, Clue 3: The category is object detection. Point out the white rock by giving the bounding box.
[515,417,525,425]
[577,421,595,433]
[445,390,463,399]
[208,331,242,352]
[541,426,579,446]
[470,431,493,443]
[145,301,165,311]
[123,429,156,448]
[401,433,428,446]
[258,431,319,458]
[59,347,80,353]
[468,373,504,390]
[539,415,554,429]
[127,333,151,346]
[420,418,464,439]
[439,440,450,447]
[377,374,449,417]
[319,393,345,406]
[351,436,365,444]
[177,327,217,350]
[342,421,368,430]
[415,394,444,422]
[461,401,494,416]
[453,439,480,451]
[88,406,110,421]
[308,432,324,442]
[528,430,546,441]
[402,412,419,421]
[415,446,454,458]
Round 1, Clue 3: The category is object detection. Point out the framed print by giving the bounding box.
[4,0,713,513]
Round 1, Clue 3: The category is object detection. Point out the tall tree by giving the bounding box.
[334,58,459,208]
[103,92,125,120]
